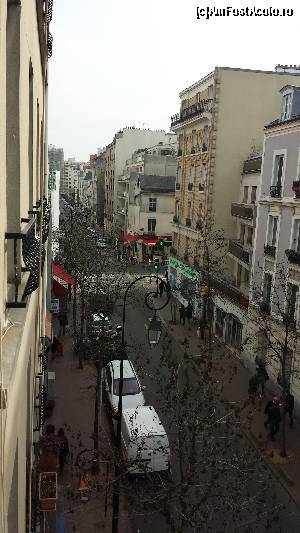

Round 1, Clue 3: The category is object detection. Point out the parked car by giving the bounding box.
[121,406,170,475]
[104,360,145,418]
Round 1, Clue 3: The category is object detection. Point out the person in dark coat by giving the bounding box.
[285,391,295,428]
[264,397,281,440]
[51,337,60,360]
[159,280,165,297]
[57,428,70,474]
[256,366,269,395]
[248,375,259,404]
[185,303,193,329]
[58,311,68,336]
[179,304,186,325]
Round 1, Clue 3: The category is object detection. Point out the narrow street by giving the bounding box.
[110,271,300,533]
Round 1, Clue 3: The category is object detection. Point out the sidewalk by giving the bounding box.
[46,318,132,533]
[159,295,300,509]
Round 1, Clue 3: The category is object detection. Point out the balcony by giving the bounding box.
[210,276,249,309]
[270,185,282,198]
[173,215,179,223]
[186,218,191,227]
[175,183,180,191]
[231,202,254,221]
[188,183,193,192]
[264,244,276,257]
[292,180,300,199]
[285,249,300,264]
[228,240,250,265]
[171,99,214,128]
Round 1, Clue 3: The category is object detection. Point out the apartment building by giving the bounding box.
[104,127,176,231]
[249,84,300,409]
[90,151,106,226]
[61,157,80,198]
[0,1,52,531]
[48,144,64,183]
[169,66,300,311]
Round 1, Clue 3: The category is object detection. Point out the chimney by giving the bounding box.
[275,64,300,74]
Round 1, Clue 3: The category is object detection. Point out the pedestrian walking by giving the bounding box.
[57,428,70,474]
[159,280,165,297]
[165,269,169,281]
[285,390,294,428]
[58,311,68,336]
[185,303,193,330]
[264,397,281,440]
[179,304,186,325]
[256,366,269,396]
[248,375,259,404]
[198,317,207,341]
[51,336,60,360]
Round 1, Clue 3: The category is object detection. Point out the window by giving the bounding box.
[287,283,299,322]
[273,155,284,187]
[199,163,206,190]
[247,227,253,246]
[292,219,300,252]
[267,216,278,246]
[251,186,257,203]
[149,198,157,212]
[243,186,249,203]
[215,308,225,338]
[225,315,242,349]
[187,201,191,219]
[240,224,246,245]
[191,130,196,148]
[177,166,182,182]
[262,273,272,311]
[113,378,140,396]
[281,93,292,121]
[202,126,209,151]
[148,218,156,232]
[175,200,180,218]
[191,164,195,181]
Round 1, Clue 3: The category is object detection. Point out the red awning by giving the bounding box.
[122,234,138,243]
[143,239,157,246]
[52,262,75,286]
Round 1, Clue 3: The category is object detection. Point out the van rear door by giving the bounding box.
[150,435,170,472]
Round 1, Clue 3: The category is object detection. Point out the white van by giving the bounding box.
[121,406,170,475]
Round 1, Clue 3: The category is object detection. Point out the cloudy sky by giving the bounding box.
[48,0,299,161]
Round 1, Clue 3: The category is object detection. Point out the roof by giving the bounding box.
[122,406,166,438]
[265,113,300,129]
[139,175,175,193]
[243,156,262,174]
[110,359,137,380]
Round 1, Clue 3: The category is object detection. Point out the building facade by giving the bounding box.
[61,157,80,199]
[0,0,52,530]
[249,85,300,409]
[104,128,176,231]
[48,144,64,184]
[170,66,300,312]
[90,151,106,226]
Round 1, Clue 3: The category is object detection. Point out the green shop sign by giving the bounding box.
[169,257,198,280]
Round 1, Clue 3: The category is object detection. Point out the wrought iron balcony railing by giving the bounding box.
[209,276,249,309]
[270,185,282,198]
[231,202,254,220]
[171,99,214,128]
[264,244,276,257]
[292,180,300,198]
[285,249,300,264]
[228,240,250,264]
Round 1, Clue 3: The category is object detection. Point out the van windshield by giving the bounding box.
[113,378,140,396]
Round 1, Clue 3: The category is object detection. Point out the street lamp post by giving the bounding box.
[111,274,170,533]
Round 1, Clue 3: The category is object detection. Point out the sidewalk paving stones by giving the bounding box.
[158,294,300,510]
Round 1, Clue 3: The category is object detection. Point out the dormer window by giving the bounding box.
[281,92,293,121]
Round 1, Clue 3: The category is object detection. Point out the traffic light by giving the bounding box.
[154,258,159,270]
[158,239,165,249]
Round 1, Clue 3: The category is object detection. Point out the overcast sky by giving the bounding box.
[48,0,300,161]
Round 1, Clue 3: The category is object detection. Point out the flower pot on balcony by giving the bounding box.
[39,472,57,512]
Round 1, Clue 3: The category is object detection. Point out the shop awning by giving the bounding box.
[143,239,157,246]
[122,234,138,243]
[52,262,75,287]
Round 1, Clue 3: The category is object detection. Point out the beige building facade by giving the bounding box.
[169,67,300,310]
[0,1,52,531]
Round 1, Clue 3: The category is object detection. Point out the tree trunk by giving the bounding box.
[78,288,85,369]
[280,355,287,458]
[94,362,101,452]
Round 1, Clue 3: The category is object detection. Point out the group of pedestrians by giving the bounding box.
[38,424,70,474]
[179,303,193,328]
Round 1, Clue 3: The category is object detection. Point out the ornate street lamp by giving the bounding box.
[145,313,163,347]
[112,274,170,533]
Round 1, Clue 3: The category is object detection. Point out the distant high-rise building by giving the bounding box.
[48,144,64,179]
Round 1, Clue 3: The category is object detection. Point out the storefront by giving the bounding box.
[168,255,200,313]
[213,294,246,351]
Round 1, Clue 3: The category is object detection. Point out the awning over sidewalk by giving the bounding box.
[52,262,75,287]
[122,234,138,243]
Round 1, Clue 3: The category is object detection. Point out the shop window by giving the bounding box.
[225,315,242,349]
[215,308,225,338]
